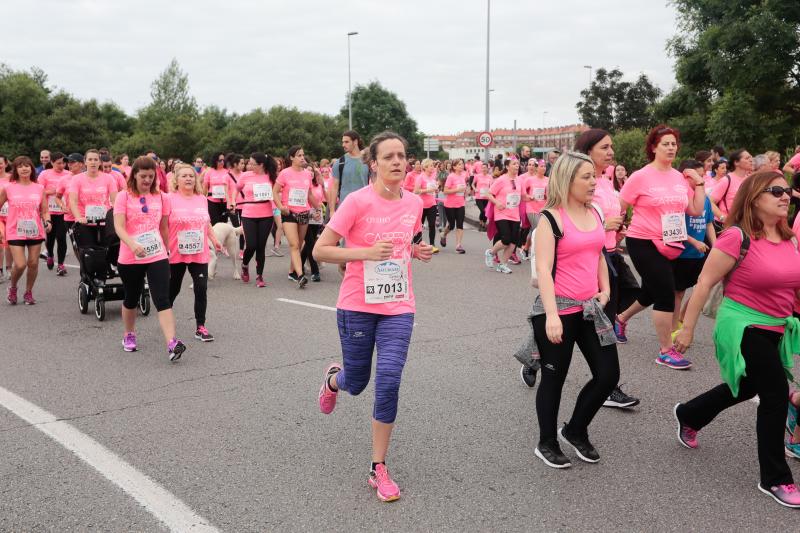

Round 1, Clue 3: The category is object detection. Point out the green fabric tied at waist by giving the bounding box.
[713,297,798,397]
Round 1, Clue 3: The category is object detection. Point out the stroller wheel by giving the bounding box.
[94,298,106,321]
[78,284,89,314]
[139,291,151,316]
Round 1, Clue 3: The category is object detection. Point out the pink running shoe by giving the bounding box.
[673,403,698,449]
[241,265,250,283]
[23,290,35,305]
[758,483,800,508]
[7,286,17,305]
[122,332,137,352]
[656,347,693,370]
[368,463,400,502]
[256,275,266,288]
[508,252,521,265]
[318,363,341,414]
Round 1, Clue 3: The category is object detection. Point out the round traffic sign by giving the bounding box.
[477,131,493,147]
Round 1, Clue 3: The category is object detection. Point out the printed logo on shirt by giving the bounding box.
[374,261,402,276]
[400,214,416,227]
[365,216,390,224]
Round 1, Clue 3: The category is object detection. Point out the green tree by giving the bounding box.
[0,65,51,156]
[341,81,423,156]
[576,68,661,133]
[612,129,648,172]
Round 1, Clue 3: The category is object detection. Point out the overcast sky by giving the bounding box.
[2,1,679,135]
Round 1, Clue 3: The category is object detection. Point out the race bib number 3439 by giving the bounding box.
[363,259,409,304]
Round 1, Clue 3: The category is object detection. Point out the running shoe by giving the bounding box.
[534,439,571,469]
[318,362,341,414]
[256,275,266,288]
[46,256,54,270]
[431,246,440,254]
[168,338,185,362]
[456,245,465,254]
[7,286,17,305]
[757,483,800,508]
[558,426,600,463]
[271,247,284,257]
[297,275,308,289]
[368,464,400,502]
[786,439,800,460]
[122,332,137,352]
[241,265,250,283]
[484,249,494,268]
[673,403,698,449]
[56,264,67,276]
[603,385,640,408]
[311,273,321,282]
[614,318,628,343]
[496,263,512,274]
[520,359,540,388]
[439,232,447,247]
[508,253,521,265]
[23,290,35,305]
[517,249,528,261]
[194,326,214,342]
[657,348,693,370]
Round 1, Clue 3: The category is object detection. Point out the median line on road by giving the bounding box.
[276,298,419,325]
[0,385,219,533]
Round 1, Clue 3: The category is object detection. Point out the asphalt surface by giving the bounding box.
[1,225,798,532]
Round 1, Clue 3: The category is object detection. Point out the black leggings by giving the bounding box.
[493,219,520,246]
[169,262,208,327]
[518,226,530,248]
[45,214,68,264]
[534,311,620,444]
[301,224,322,275]
[677,328,792,487]
[207,200,227,226]
[242,216,273,276]
[626,237,676,312]
[230,209,244,250]
[444,206,465,230]
[118,259,171,312]
[421,206,437,244]
[475,199,488,223]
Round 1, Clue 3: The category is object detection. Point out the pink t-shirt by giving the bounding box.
[167,193,211,264]
[276,168,313,213]
[489,175,522,222]
[716,227,800,331]
[39,169,71,215]
[414,172,438,209]
[443,172,468,208]
[788,153,800,172]
[0,177,9,220]
[593,177,621,251]
[203,169,235,204]
[327,185,423,316]
[237,171,275,219]
[323,176,334,198]
[620,166,690,240]
[553,207,605,315]
[109,170,126,192]
[524,174,549,214]
[710,173,745,217]
[3,182,45,241]
[403,171,419,193]
[473,174,493,200]
[56,175,76,222]
[69,172,117,221]
[114,191,169,265]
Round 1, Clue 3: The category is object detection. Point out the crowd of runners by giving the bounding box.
[2,127,800,507]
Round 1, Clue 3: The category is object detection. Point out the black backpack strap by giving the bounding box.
[720,175,732,211]
[726,225,750,278]
[540,209,562,282]
[336,156,346,200]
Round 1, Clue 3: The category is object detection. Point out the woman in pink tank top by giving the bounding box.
[531,151,620,469]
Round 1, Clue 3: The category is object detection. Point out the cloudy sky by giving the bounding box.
[3,1,680,135]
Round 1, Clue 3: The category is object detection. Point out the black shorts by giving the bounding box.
[494,219,520,246]
[672,257,705,292]
[282,210,310,225]
[7,239,45,247]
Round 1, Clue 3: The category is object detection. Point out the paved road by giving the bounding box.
[1,227,797,531]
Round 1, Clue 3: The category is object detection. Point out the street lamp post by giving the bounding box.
[347,31,359,130]
[583,64,592,87]
[484,0,491,163]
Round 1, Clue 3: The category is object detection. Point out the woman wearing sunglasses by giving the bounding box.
[673,171,800,508]
[203,152,236,226]
[114,156,185,362]
[484,157,522,274]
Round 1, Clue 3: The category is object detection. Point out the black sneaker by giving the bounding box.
[288,272,299,282]
[194,326,214,342]
[558,425,600,463]
[534,439,571,469]
[311,273,321,282]
[297,275,308,289]
[520,360,540,388]
[603,385,640,408]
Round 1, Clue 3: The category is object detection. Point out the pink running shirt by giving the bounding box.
[39,169,71,215]
[167,192,210,264]
[203,169,235,204]
[443,172,468,208]
[276,168,313,213]
[237,171,275,219]
[709,173,745,217]
[489,175,522,222]
[473,174,493,200]
[403,171,419,193]
[414,171,438,209]
[3,182,45,241]
[524,175,549,214]
[114,191,169,265]
[593,177,622,252]
[57,175,76,222]
[552,207,605,315]
[69,172,117,221]
[619,166,690,240]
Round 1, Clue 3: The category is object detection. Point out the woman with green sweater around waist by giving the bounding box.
[673,170,800,509]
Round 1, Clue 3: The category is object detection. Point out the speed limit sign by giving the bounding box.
[477,131,493,147]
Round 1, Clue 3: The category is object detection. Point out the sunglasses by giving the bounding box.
[139,196,149,213]
[762,186,792,198]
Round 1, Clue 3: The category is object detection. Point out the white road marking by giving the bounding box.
[65,263,81,269]
[277,298,419,325]
[0,385,219,532]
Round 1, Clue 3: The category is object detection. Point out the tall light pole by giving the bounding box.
[347,31,359,130]
[583,64,592,87]
[542,111,548,128]
[484,0,491,163]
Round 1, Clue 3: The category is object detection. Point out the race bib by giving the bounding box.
[661,212,688,243]
[363,258,409,304]
[85,204,106,222]
[308,207,323,226]
[253,182,272,202]
[0,202,7,217]
[211,185,226,199]
[288,188,308,207]
[177,230,203,255]
[17,219,40,238]
[506,193,521,208]
[428,181,438,192]
[134,230,163,260]
[479,187,489,196]
[48,196,63,213]
[533,188,545,201]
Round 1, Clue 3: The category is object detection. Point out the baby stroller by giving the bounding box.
[69,209,151,321]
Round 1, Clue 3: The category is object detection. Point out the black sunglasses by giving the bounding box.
[762,186,792,198]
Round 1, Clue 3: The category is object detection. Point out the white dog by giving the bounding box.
[209,222,244,280]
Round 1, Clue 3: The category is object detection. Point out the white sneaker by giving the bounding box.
[484,249,494,268]
[496,263,512,274]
